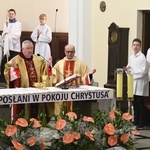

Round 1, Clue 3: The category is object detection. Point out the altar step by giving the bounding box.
[0,81,10,122]
[135,130,150,149]
[0,82,7,89]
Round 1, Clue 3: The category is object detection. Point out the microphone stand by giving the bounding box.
[54,9,58,64]
[54,9,58,33]
[53,9,69,89]
[37,54,69,89]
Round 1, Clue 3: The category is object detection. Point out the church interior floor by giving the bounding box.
[0,81,150,149]
[135,130,150,150]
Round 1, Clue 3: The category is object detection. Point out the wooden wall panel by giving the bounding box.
[50,32,68,64]
[0,31,68,64]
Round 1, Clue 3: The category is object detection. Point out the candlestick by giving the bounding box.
[6,14,9,27]
[127,70,133,99]
[116,68,123,99]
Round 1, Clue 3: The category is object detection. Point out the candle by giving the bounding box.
[6,14,9,27]
[127,73,133,98]
[116,68,123,99]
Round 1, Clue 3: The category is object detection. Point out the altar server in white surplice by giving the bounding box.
[2,9,21,60]
[1,9,21,80]
[31,14,52,62]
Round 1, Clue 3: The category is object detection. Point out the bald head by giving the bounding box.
[64,44,75,59]
[65,44,75,51]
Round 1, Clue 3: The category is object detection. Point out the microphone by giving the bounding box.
[37,53,69,89]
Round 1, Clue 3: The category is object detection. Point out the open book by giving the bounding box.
[55,74,81,88]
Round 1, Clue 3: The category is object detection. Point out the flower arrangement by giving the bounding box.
[0,108,139,150]
[0,117,42,150]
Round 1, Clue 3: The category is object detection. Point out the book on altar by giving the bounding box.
[55,74,81,88]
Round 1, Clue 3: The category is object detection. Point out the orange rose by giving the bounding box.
[72,132,80,140]
[131,130,140,135]
[27,136,37,146]
[5,125,17,136]
[122,113,132,121]
[85,131,94,141]
[108,135,118,146]
[30,118,41,128]
[83,116,94,123]
[55,119,66,130]
[66,112,77,119]
[104,123,115,135]
[11,139,24,150]
[15,118,28,127]
[120,134,129,143]
[63,133,74,144]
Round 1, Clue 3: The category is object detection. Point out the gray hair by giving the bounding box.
[22,40,33,48]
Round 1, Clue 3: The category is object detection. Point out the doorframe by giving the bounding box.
[142,10,150,55]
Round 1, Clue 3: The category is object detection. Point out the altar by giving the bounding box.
[0,85,115,113]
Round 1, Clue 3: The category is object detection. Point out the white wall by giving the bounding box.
[0,0,69,32]
[91,0,150,87]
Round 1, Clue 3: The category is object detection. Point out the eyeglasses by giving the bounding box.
[65,51,75,53]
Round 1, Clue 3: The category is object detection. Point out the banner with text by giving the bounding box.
[0,89,114,105]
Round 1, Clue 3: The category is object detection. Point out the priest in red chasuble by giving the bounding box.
[4,40,53,120]
[52,44,96,115]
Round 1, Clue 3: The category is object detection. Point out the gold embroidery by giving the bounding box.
[25,60,37,86]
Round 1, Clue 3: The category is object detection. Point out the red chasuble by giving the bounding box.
[64,60,76,112]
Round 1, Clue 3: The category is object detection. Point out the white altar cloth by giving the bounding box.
[0,85,115,112]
